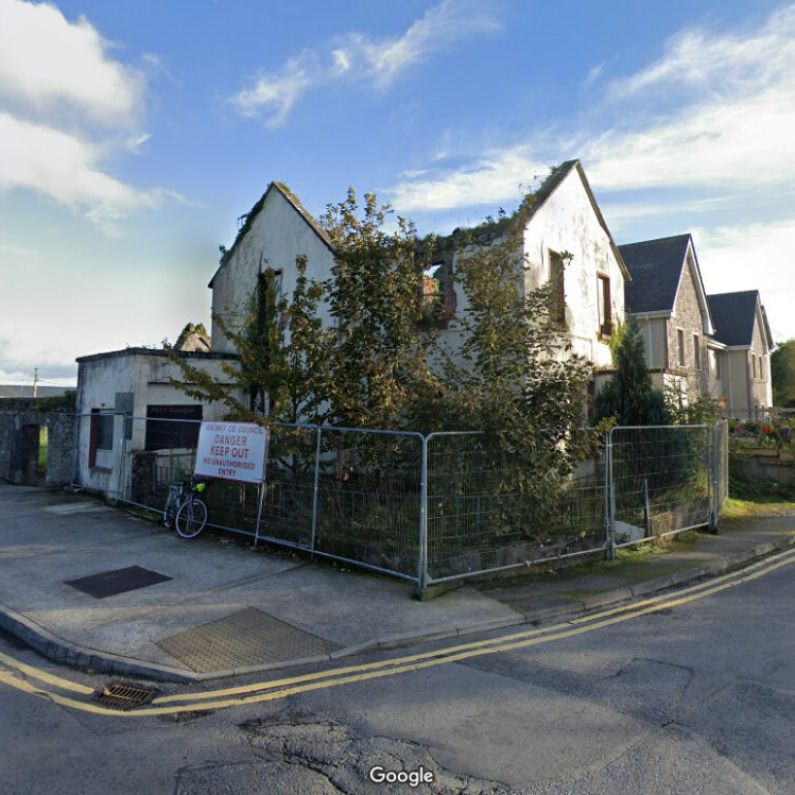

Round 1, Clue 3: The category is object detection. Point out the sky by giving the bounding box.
[1,0,794,388]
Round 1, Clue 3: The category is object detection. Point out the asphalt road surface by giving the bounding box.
[1,549,794,794]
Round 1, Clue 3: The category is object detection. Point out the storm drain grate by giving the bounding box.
[157,607,341,673]
[65,566,172,598]
[94,681,158,710]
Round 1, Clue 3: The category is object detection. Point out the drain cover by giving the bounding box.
[65,566,172,598]
[94,681,158,710]
[157,607,340,673]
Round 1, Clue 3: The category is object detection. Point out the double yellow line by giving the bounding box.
[2,547,794,718]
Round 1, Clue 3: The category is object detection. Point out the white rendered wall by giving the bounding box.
[211,189,335,353]
[522,168,625,368]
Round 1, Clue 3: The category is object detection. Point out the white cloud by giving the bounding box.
[389,146,547,212]
[231,0,501,127]
[694,219,795,342]
[335,0,502,90]
[0,112,170,233]
[0,0,176,230]
[232,54,316,128]
[584,63,604,87]
[387,4,795,208]
[0,0,142,126]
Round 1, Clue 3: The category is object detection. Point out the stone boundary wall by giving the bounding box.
[0,410,76,486]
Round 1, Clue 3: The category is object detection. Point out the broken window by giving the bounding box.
[420,263,443,319]
[597,274,612,336]
[549,252,566,327]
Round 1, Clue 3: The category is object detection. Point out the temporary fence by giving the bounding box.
[72,415,729,589]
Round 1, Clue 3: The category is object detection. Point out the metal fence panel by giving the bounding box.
[68,413,730,588]
[313,427,422,580]
[425,429,609,583]
[609,424,711,549]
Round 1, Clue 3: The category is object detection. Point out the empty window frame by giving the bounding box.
[693,334,701,370]
[677,328,686,367]
[597,274,612,336]
[88,409,114,468]
[549,251,566,327]
[419,262,444,319]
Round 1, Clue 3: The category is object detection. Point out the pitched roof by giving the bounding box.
[208,182,333,288]
[707,290,766,348]
[619,234,692,313]
[530,160,631,281]
[422,159,630,280]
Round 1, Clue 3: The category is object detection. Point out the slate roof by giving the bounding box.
[707,290,763,347]
[618,234,692,314]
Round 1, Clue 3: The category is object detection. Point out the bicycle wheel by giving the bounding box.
[175,497,208,539]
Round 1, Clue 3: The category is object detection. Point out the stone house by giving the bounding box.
[707,290,774,417]
[618,235,774,416]
[618,234,715,403]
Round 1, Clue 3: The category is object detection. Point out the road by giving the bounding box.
[1,549,794,794]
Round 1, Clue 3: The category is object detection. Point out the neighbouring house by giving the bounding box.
[707,290,774,417]
[618,234,775,417]
[618,234,715,404]
[75,348,238,496]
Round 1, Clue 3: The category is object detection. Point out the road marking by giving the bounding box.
[154,546,795,704]
[0,649,95,695]
[1,546,794,717]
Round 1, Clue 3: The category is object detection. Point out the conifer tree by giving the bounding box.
[594,313,670,425]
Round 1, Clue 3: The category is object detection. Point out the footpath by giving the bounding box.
[0,482,793,683]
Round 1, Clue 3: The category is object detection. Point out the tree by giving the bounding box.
[772,339,795,407]
[412,195,592,476]
[320,189,435,429]
[594,313,670,425]
[165,260,331,425]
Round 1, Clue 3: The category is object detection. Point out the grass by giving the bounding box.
[722,497,795,519]
[37,426,48,475]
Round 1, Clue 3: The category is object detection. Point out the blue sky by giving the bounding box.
[1,0,794,387]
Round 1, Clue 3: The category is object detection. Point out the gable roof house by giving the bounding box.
[707,290,774,417]
[619,234,716,403]
[210,162,631,414]
[209,181,336,355]
[421,160,630,386]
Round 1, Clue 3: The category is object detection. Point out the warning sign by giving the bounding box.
[194,421,268,484]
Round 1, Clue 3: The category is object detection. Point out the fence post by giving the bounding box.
[709,422,720,534]
[417,434,429,589]
[309,426,322,556]
[606,426,617,560]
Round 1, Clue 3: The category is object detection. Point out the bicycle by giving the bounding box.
[163,476,210,539]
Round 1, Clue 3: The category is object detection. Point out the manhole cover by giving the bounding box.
[94,681,158,710]
[157,607,340,673]
[65,566,172,599]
